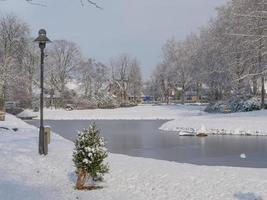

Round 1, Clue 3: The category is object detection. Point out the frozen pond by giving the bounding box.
[27,120,267,168]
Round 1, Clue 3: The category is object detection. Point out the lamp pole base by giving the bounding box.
[39,126,47,155]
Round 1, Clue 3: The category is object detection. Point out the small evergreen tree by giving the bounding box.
[73,124,109,190]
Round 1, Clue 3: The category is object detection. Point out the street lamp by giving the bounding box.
[34,29,51,155]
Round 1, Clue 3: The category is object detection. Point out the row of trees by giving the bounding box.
[0,14,143,108]
[0,15,32,106]
[149,0,267,107]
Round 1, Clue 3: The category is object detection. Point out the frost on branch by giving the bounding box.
[73,124,109,190]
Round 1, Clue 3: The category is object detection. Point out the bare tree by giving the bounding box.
[128,58,142,101]
[21,40,40,105]
[110,54,142,103]
[110,54,131,102]
[79,59,95,98]
[94,62,109,95]
[161,38,194,104]
[47,40,81,97]
[152,63,171,102]
[0,14,29,102]
[225,0,267,107]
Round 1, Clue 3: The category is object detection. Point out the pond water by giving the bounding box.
[27,120,267,168]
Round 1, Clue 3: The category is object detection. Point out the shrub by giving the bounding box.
[205,97,261,113]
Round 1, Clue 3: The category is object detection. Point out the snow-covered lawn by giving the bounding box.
[38,104,205,120]
[0,115,267,200]
[36,104,267,136]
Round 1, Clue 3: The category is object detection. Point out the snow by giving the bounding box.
[179,131,195,136]
[240,154,247,159]
[17,110,38,119]
[160,109,267,136]
[1,114,267,199]
[37,104,205,120]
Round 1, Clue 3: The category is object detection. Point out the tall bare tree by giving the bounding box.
[128,58,142,100]
[0,14,29,102]
[47,40,81,97]
[111,54,142,103]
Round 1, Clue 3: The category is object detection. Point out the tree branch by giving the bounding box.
[1,0,102,9]
[25,0,46,7]
[81,0,102,9]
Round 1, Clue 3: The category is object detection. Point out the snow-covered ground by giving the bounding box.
[0,115,266,200]
[160,109,267,136]
[37,104,267,136]
[38,104,205,120]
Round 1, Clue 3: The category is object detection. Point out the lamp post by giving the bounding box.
[34,29,51,155]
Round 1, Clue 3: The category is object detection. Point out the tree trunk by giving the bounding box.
[89,78,92,99]
[252,77,258,95]
[2,84,7,103]
[28,76,33,107]
[181,84,185,105]
[76,169,88,190]
[196,82,200,102]
[258,22,264,108]
[261,75,265,109]
[85,84,88,98]
[166,91,170,104]
[75,169,101,190]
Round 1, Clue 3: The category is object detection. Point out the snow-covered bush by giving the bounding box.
[73,124,109,190]
[241,97,261,112]
[205,97,261,113]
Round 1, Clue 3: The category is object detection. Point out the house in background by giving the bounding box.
[103,80,143,103]
[184,91,208,101]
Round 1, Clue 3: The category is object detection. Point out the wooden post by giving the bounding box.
[0,111,5,121]
[43,126,51,154]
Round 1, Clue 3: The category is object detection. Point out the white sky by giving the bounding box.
[0,0,226,79]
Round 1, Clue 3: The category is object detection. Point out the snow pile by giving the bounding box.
[1,115,267,199]
[17,110,38,120]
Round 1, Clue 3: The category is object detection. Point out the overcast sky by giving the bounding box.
[0,0,226,79]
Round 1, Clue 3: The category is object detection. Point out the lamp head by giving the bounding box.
[34,29,51,46]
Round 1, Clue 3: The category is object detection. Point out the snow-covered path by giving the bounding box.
[0,115,267,200]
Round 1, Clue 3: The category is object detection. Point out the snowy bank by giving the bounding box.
[0,115,267,199]
[17,110,38,120]
[37,104,205,120]
[160,109,267,136]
